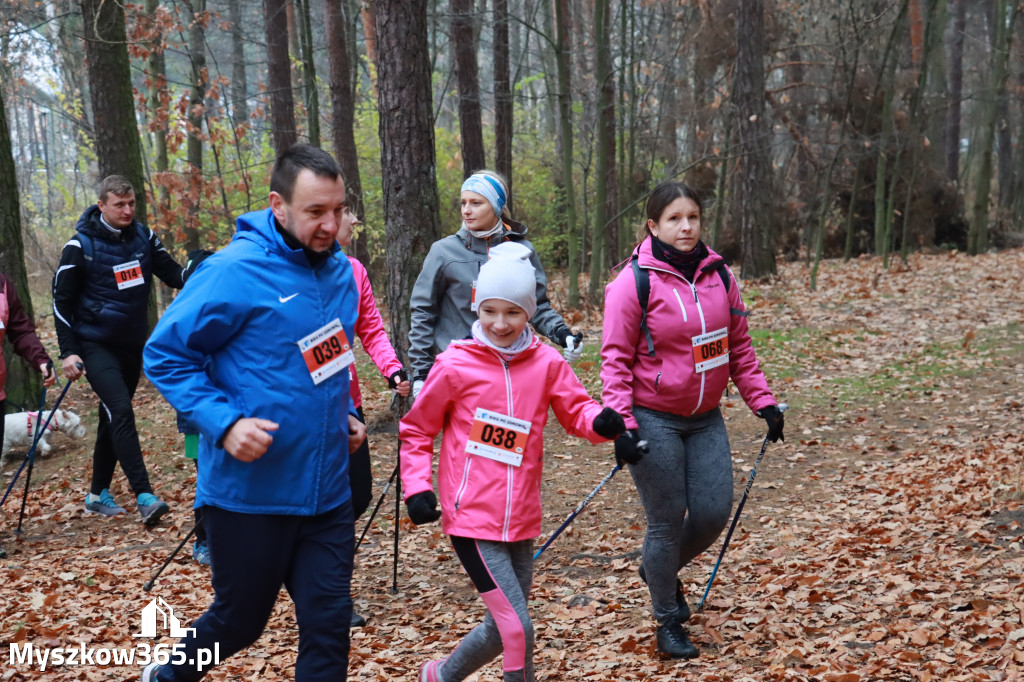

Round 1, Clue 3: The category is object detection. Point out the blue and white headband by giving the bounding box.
[461,173,507,218]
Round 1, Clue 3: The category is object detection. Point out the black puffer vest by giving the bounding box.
[74,206,153,348]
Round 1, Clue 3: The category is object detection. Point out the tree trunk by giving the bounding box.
[590,0,616,299]
[361,0,380,99]
[375,0,442,362]
[731,0,776,278]
[265,0,298,152]
[969,0,1013,254]
[296,0,321,147]
[0,90,41,409]
[80,0,148,226]
[451,0,486,176]
[326,0,369,264]
[229,0,249,125]
[144,0,174,307]
[186,0,207,251]
[944,0,966,182]
[555,0,578,306]
[493,0,513,206]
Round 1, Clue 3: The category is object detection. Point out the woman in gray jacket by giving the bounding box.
[408,170,582,396]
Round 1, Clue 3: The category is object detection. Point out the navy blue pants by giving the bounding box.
[158,501,355,681]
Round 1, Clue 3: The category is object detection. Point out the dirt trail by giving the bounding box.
[2,250,1022,680]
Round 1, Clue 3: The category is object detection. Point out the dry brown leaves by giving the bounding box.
[2,250,1023,680]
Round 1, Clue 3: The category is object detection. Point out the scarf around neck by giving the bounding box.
[651,237,708,282]
[466,218,505,240]
[471,319,533,360]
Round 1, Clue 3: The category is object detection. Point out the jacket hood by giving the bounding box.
[233,208,341,268]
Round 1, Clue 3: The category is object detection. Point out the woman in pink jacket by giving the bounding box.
[600,181,784,660]
[338,210,411,627]
[400,242,630,682]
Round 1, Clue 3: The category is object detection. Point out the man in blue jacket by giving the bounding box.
[142,144,366,682]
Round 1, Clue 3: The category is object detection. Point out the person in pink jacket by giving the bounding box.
[600,181,784,660]
[400,242,631,682]
[338,210,411,627]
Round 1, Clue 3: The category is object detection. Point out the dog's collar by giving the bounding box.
[26,411,58,434]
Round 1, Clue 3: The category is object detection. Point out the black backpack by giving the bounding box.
[631,256,742,357]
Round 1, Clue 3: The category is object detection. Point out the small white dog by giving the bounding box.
[2,409,87,464]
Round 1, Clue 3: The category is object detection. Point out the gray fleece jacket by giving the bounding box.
[408,221,570,380]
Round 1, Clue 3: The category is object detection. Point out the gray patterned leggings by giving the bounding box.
[631,406,734,624]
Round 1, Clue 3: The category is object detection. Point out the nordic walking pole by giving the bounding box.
[143,520,200,592]
[534,463,622,560]
[389,369,409,595]
[14,373,50,534]
[533,436,650,561]
[2,364,75,515]
[355,462,399,553]
[698,403,788,611]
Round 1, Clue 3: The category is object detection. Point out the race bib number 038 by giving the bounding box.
[113,260,144,290]
[297,318,355,385]
[465,408,531,467]
[692,327,729,373]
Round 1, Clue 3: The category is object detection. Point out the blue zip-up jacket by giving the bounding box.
[143,208,359,515]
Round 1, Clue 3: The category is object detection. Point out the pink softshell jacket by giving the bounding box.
[348,256,403,409]
[400,335,609,543]
[601,239,775,430]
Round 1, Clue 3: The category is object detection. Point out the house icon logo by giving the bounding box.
[133,597,196,638]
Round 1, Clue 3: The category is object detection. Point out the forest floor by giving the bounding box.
[2,249,1023,681]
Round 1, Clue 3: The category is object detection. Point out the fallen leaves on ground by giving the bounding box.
[2,250,1022,680]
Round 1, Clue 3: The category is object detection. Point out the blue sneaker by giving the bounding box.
[84,489,126,517]
[193,541,211,566]
[137,493,169,526]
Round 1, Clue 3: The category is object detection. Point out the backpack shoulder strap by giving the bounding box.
[715,261,731,294]
[631,255,656,357]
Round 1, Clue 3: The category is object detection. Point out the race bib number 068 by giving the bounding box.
[692,327,729,373]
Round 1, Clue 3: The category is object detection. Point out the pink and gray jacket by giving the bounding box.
[400,334,609,543]
[347,256,402,409]
[0,273,51,402]
[601,239,775,429]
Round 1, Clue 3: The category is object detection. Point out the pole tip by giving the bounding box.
[143,581,153,592]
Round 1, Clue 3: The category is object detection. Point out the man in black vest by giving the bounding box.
[53,175,188,525]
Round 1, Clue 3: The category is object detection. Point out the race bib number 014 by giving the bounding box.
[465,408,532,467]
[113,260,144,290]
[297,318,355,385]
[692,327,729,373]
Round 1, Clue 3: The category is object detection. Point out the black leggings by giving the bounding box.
[81,341,152,496]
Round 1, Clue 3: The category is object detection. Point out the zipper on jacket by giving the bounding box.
[690,280,708,415]
[501,358,515,542]
[454,456,473,512]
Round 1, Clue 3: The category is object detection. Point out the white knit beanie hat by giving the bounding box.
[476,242,537,319]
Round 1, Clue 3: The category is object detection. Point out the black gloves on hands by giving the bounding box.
[757,405,785,443]
[406,491,441,525]
[592,407,626,439]
[614,430,646,466]
[183,249,214,282]
[388,368,408,389]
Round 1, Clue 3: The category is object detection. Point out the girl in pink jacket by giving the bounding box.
[600,181,783,660]
[400,242,628,682]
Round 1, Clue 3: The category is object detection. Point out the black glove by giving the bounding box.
[406,491,441,525]
[614,430,646,466]
[757,405,785,443]
[183,249,214,282]
[592,407,626,439]
[388,368,408,389]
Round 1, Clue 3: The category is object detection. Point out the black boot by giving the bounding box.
[350,610,366,628]
[639,564,691,623]
[656,620,699,659]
